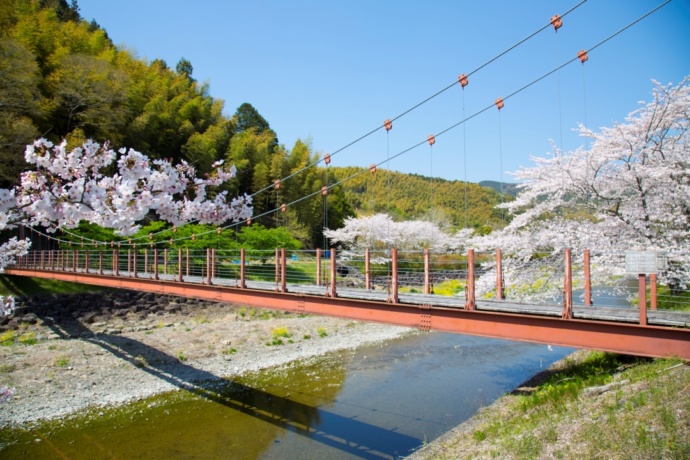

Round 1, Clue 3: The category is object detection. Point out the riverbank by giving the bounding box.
[409,349,690,459]
[0,291,411,427]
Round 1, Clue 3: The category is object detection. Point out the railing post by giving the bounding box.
[85,250,90,274]
[127,249,131,277]
[424,248,431,295]
[154,248,159,281]
[240,248,246,288]
[41,250,45,270]
[210,249,214,283]
[280,248,287,293]
[496,248,504,300]
[113,250,118,276]
[638,274,647,326]
[61,250,65,271]
[465,249,475,310]
[98,250,103,275]
[186,248,190,277]
[650,273,657,310]
[144,249,148,275]
[206,248,212,285]
[178,248,183,282]
[365,248,371,290]
[562,249,573,319]
[584,249,592,306]
[316,248,321,286]
[73,250,77,273]
[133,248,138,278]
[275,248,280,291]
[329,248,337,298]
[390,248,399,303]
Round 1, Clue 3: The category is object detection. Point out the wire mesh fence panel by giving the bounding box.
[473,251,567,304]
[214,249,242,284]
[428,252,466,296]
[395,250,425,293]
[588,251,637,308]
[284,250,318,285]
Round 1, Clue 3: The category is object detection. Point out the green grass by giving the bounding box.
[17,332,37,345]
[433,279,465,296]
[53,356,70,367]
[244,261,319,284]
[271,327,291,339]
[317,327,328,338]
[0,275,111,297]
[656,286,690,311]
[0,330,17,346]
[435,351,690,460]
[0,330,38,346]
[0,363,16,373]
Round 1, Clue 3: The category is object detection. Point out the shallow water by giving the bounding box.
[1,332,570,459]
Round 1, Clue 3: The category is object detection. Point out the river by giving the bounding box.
[2,332,571,459]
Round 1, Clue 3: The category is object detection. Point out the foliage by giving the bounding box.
[330,166,511,230]
[239,224,300,252]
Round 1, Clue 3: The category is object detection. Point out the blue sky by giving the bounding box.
[78,0,690,184]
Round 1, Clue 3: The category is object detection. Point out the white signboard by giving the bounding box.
[625,251,667,274]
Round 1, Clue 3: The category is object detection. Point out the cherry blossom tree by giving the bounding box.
[0,138,252,315]
[472,77,690,300]
[324,213,472,253]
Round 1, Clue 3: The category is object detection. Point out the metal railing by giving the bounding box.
[12,247,689,323]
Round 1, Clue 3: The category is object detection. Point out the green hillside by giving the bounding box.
[330,166,513,230]
[478,180,520,197]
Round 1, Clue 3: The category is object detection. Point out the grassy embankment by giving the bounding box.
[0,275,110,297]
[412,350,690,459]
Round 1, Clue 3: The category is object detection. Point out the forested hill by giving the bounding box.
[0,0,236,185]
[0,0,512,244]
[330,167,512,230]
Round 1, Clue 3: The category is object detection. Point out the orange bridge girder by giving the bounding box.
[5,268,690,360]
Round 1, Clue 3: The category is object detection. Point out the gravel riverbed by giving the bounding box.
[0,292,411,427]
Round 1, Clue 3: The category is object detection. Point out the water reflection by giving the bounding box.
[1,332,571,460]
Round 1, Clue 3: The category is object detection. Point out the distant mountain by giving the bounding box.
[478,181,520,197]
[330,167,514,230]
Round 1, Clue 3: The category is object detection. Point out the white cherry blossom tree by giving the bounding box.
[0,138,253,315]
[324,213,472,253]
[472,77,690,299]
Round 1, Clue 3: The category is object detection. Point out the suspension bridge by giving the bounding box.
[5,247,690,360]
[4,1,689,359]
